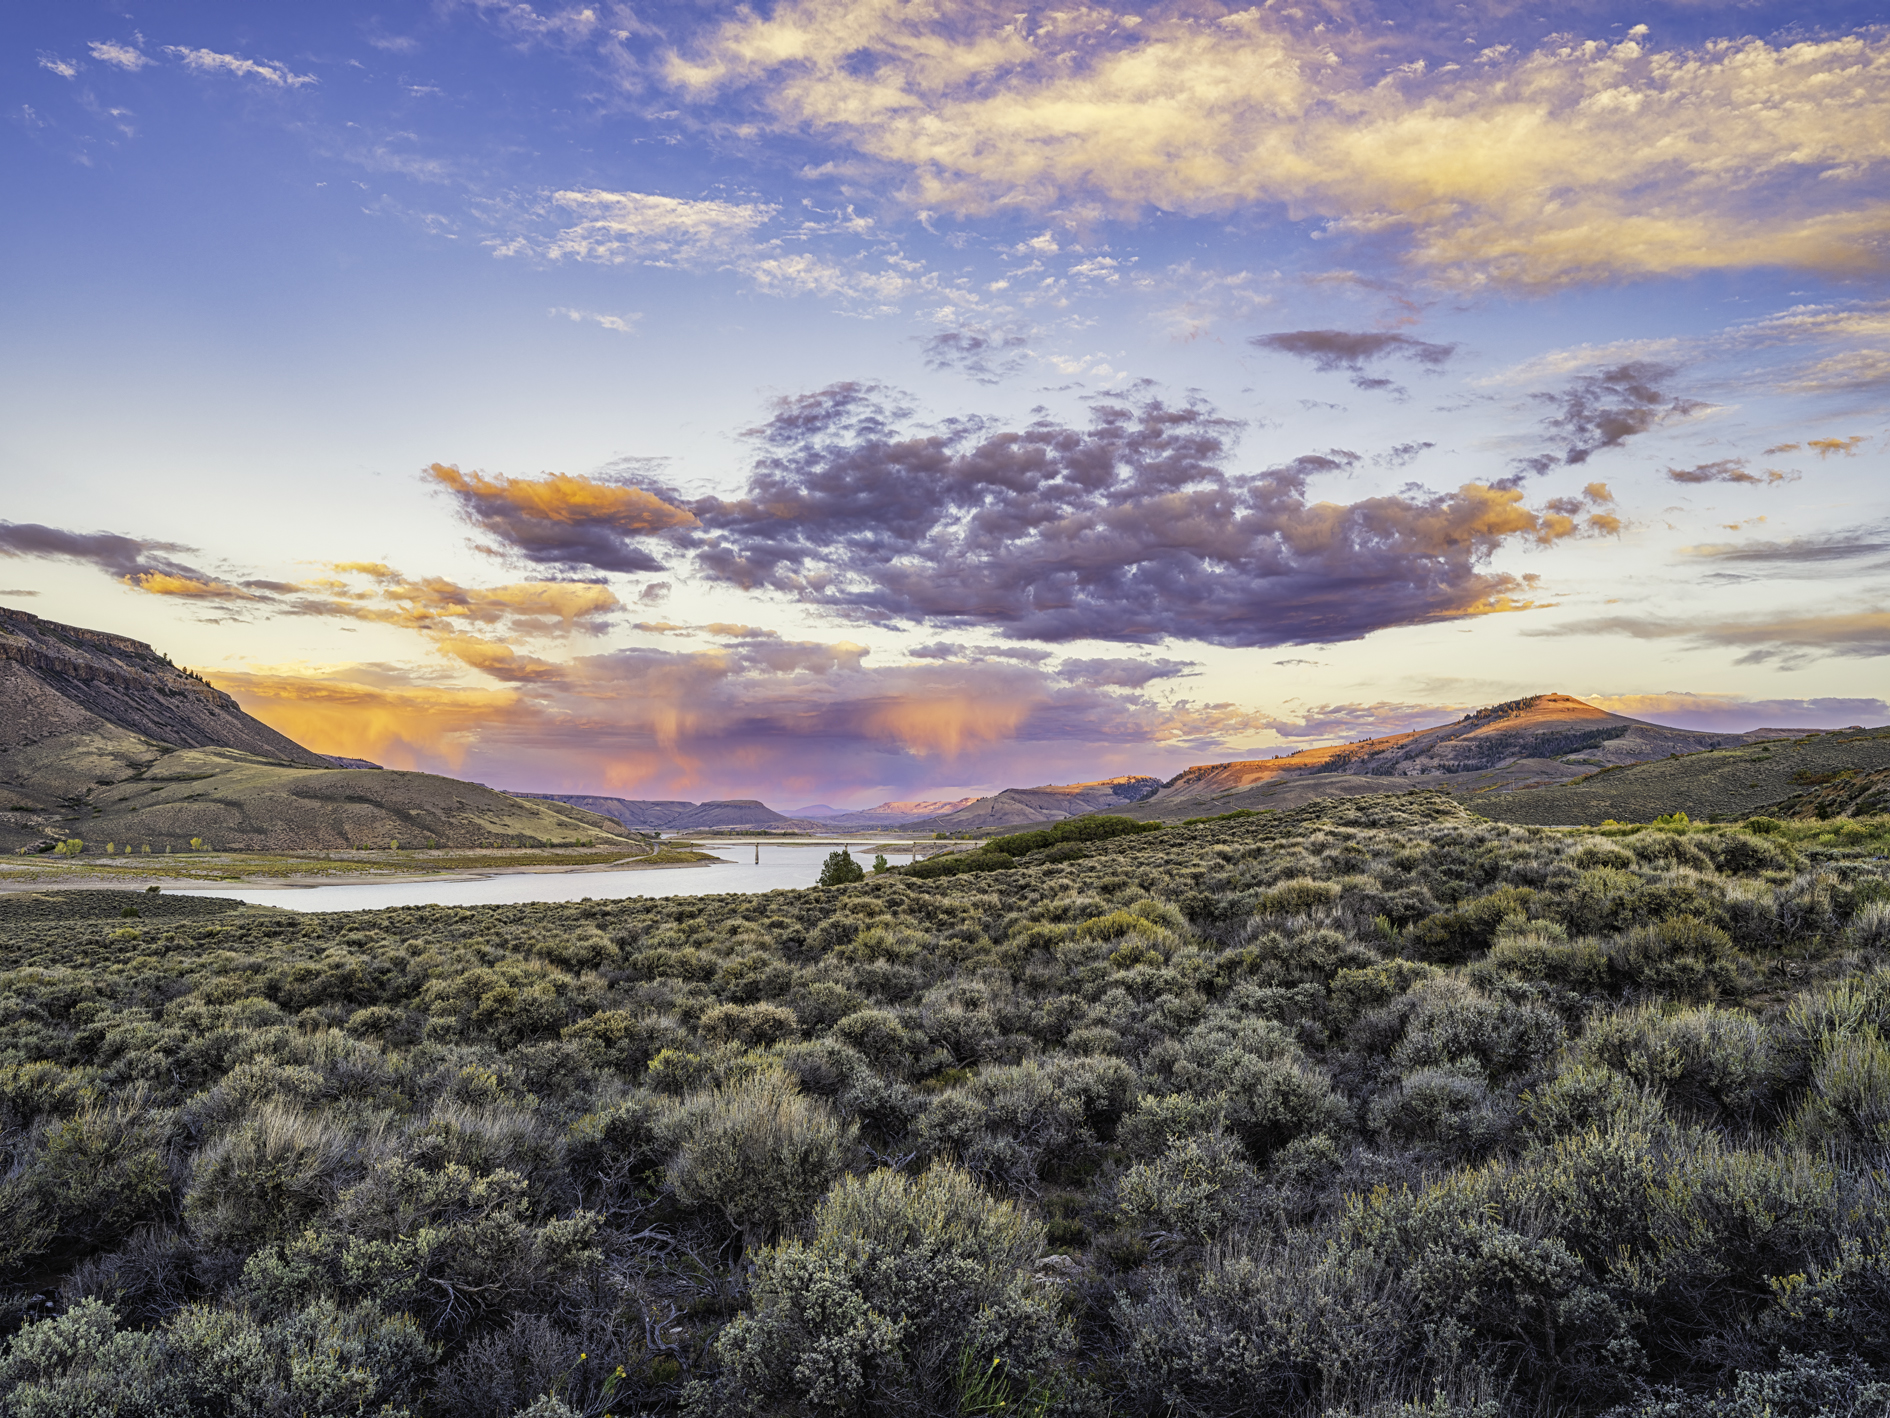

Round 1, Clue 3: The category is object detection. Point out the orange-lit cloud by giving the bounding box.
[122,570,258,599]
[219,669,530,772]
[1808,436,1869,457]
[670,8,1890,287]
[429,462,694,574]
[264,566,624,642]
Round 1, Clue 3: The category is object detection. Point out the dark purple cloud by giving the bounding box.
[1518,363,1710,473]
[677,384,1585,648]
[1253,330,1457,395]
[1252,330,1457,372]
[0,521,223,591]
[1057,657,1197,688]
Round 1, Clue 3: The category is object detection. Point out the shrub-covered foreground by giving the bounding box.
[3,791,1890,1417]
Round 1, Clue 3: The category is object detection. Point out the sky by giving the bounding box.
[4,0,1890,809]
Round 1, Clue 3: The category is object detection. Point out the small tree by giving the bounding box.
[818,848,865,886]
[871,853,890,874]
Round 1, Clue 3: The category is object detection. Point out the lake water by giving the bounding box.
[207,843,925,913]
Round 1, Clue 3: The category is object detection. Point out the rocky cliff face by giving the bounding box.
[0,605,324,766]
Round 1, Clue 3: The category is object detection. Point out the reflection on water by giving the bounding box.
[212,843,920,913]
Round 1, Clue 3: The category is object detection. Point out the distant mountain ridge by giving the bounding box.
[1127,693,1807,820]
[908,775,1162,831]
[512,794,834,833]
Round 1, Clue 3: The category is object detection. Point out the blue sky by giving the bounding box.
[5,0,1889,807]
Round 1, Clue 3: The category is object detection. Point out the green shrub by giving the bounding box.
[1116,1129,1259,1241]
[668,1066,854,1250]
[1368,1066,1516,1162]
[691,1162,1065,1416]
[986,814,1160,857]
[900,849,1015,880]
[698,1002,799,1048]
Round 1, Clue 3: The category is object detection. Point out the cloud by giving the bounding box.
[1253,330,1456,374]
[496,188,921,309]
[1677,529,1890,565]
[526,188,774,265]
[922,327,1031,384]
[908,642,1053,664]
[1056,657,1197,688]
[1667,459,1765,486]
[0,521,251,598]
[673,384,1595,647]
[1374,442,1435,469]
[40,56,79,79]
[284,565,623,639]
[429,462,695,574]
[1809,435,1869,457]
[1538,609,1890,665]
[451,386,1605,647]
[164,46,317,87]
[668,8,1890,287]
[1583,692,1890,733]
[87,41,151,71]
[550,306,641,334]
[1521,362,1710,472]
[1782,351,1890,394]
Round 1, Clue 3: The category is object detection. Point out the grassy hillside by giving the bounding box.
[3,744,641,854]
[3,793,1889,1415]
[1475,726,1890,826]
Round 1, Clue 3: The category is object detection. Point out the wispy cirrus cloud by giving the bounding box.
[1538,609,1890,665]
[1677,528,1890,566]
[164,46,316,87]
[87,40,152,71]
[494,188,924,310]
